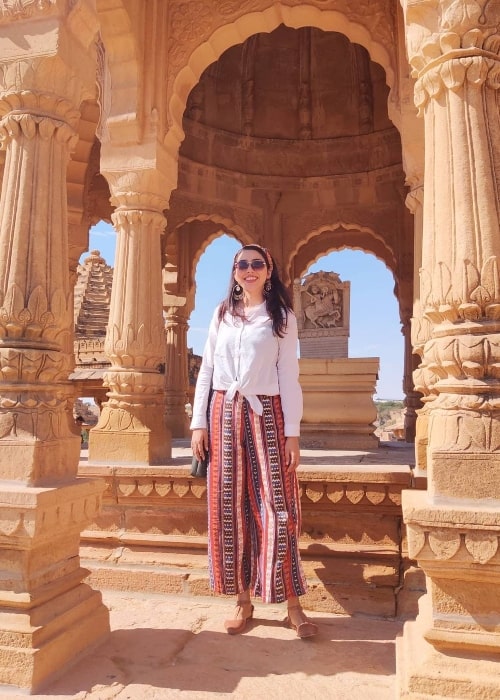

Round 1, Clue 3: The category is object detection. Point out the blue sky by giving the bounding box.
[85,222,404,400]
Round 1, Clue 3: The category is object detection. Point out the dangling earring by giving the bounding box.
[233,283,243,301]
[264,279,272,297]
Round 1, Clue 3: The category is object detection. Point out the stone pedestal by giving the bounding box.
[300,357,379,449]
[397,571,500,699]
[0,480,109,692]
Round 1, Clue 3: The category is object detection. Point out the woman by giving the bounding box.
[191,244,318,638]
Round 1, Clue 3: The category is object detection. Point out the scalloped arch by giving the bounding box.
[291,221,397,280]
[170,214,252,313]
[166,4,395,152]
[174,213,250,244]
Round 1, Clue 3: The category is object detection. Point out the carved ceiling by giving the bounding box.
[184,24,392,141]
[180,24,400,179]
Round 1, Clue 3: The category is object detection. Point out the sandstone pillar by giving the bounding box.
[402,318,422,444]
[405,184,430,468]
[164,306,190,438]
[398,1,500,696]
[0,6,109,692]
[402,186,427,442]
[89,185,171,463]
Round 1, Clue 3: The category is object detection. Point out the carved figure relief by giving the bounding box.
[301,272,343,329]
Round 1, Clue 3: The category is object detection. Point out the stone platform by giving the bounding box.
[5,589,403,699]
[79,440,425,620]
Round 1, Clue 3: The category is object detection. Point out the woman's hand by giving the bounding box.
[285,436,300,471]
[191,428,208,460]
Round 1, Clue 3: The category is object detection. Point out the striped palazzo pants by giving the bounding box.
[207,390,307,604]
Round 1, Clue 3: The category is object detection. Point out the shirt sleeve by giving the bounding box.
[190,306,219,430]
[276,311,303,437]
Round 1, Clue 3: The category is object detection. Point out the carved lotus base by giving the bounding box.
[397,593,500,699]
[90,404,172,464]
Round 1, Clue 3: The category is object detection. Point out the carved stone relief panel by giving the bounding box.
[294,270,350,358]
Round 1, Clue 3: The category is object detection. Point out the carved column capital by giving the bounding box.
[103,168,172,215]
[111,207,167,236]
[0,1,98,106]
[0,110,78,150]
[402,1,500,110]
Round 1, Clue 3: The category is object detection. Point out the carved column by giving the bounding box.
[0,5,109,692]
[401,317,422,444]
[89,187,171,463]
[398,1,500,696]
[164,306,190,437]
[405,184,428,458]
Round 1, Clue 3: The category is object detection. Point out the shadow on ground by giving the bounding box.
[32,593,401,699]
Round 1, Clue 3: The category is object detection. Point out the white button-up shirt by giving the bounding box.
[190,302,303,436]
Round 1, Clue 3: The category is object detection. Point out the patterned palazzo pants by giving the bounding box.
[207,390,307,604]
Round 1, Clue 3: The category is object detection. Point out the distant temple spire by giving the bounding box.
[74,249,113,339]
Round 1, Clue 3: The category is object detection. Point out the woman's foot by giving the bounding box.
[224,600,254,635]
[285,604,319,639]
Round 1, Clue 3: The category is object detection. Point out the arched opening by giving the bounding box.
[305,248,403,401]
[170,21,412,436]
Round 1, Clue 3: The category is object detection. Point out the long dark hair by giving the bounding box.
[218,244,293,337]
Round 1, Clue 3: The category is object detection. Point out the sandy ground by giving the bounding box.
[5,590,402,700]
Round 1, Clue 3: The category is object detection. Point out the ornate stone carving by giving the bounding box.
[0,110,77,149]
[0,0,55,24]
[104,208,166,369]
[299,271,346,329]
[166,0,397,141]
[428,528,462,560]
[420,333,500,385]
[464,531,499,564]
[403,0,500,109]
[104,171,172,213]
[420,257,500,325]
[90,180,171,463]
[407,523,500,565]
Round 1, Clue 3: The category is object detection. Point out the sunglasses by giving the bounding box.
[234,259,267,271]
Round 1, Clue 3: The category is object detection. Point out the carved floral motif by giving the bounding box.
[102,369,165,397]
[0,397,74,442]
[104,323,165,370]
[420,257,500,325]
[104,168,172,213]
[100,473,403,508]
[0,111,78,150]
[403,0,500,109]
[408,523,500,565]
[0,283,72,346]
